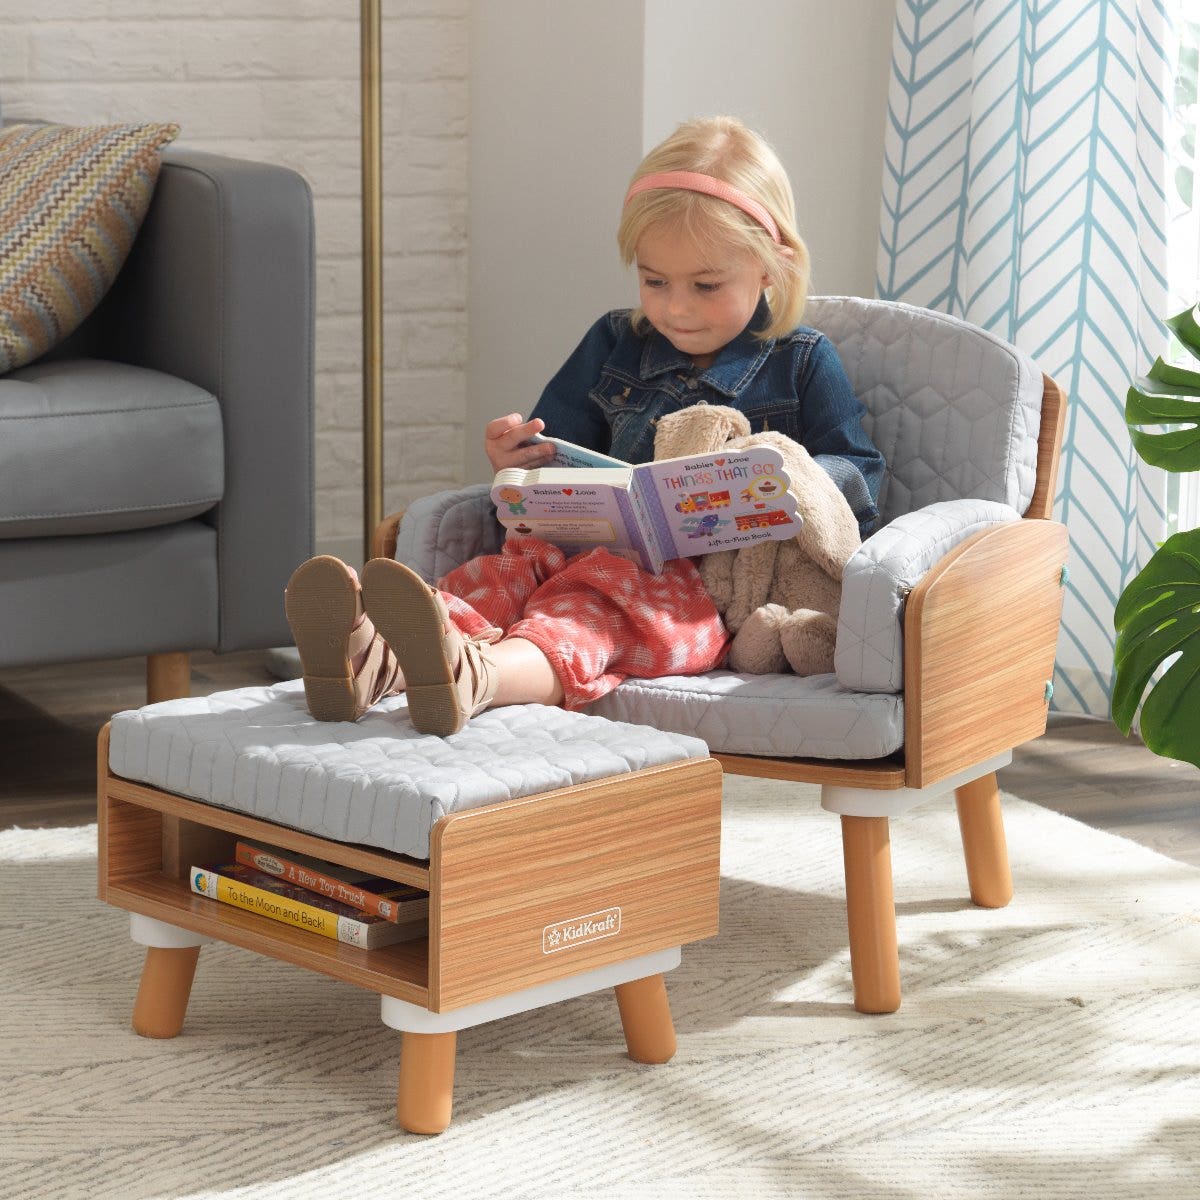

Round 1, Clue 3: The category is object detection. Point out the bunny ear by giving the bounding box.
[653,405,750,459]
[714,407,752,443]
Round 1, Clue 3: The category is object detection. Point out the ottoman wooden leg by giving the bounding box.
[397,1031,457,1134]
[841,814,902,1015]
[132,945,201,1038]
[955,773,1013,908]
[614,973,676,1064]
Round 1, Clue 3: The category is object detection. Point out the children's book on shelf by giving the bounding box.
[233,840,420,924]
[190,860,428,949]
[491,432,802,573]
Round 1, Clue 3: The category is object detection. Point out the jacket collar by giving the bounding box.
[637,296,775,398]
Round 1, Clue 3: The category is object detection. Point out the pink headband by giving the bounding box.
[623,170,782,245]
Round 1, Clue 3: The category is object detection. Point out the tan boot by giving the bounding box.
[360,558,499,737]
[284,556,402,722]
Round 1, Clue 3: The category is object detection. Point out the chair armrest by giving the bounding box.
[393,485,503,582]
[95,147,316,651]
[904,518,1069,787]
[835,499,1022,693]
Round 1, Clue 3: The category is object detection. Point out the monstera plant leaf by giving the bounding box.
[1125,303,1200,470]
[1113,304,1200,765]
[1112,531,1200,766]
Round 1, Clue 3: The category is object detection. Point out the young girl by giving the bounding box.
[285,116,884,737]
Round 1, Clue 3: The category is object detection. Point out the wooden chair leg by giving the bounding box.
[955,772,1013,908]
[614,973,677,1064]
[147,652,191,703]
[397,1031,457,1134]
[840,815,901,1014]
[132,945,200,1038]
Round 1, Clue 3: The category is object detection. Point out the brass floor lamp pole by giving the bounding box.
[361,0,384,562]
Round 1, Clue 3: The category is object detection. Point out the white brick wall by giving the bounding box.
[0,0,469,560]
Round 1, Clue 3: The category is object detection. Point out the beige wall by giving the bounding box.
[465,0,894,483]
[643,0,894,302]
[466,0,646,483]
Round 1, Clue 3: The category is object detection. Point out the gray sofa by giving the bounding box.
[0,138,314,694]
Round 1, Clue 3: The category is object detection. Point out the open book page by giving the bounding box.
[526,432,626,469]
[492,459,660,570]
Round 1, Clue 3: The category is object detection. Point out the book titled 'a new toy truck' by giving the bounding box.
[490,434,802,574]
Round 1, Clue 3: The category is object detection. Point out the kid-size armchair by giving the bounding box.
[378,296,1068,1015]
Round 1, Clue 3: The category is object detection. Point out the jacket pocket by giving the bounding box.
[737,397,800,435]
[590,374,663,462]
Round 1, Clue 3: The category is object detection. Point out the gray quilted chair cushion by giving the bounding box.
[586,672,904,760]
[806,296,1043,525]
[395,485,500,584]
[395,298,1044,758]
[834,498,1022,693]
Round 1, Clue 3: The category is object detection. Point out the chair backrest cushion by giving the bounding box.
[805,297,1044,523]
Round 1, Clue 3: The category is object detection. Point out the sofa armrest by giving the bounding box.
[904,518,1069,787]
[95,147,315,651]
[392,485,503,582]
[835,499,1022,693]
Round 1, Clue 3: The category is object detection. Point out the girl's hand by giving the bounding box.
[485,414,556,472]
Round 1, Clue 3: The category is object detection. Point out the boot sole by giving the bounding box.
[284,556,361,722]
[360,559,464,736]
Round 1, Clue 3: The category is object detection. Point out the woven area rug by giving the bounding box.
[2,779,1198,1200]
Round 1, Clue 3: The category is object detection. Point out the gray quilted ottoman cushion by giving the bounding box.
[108,680,708,860]
[587,671,904,760]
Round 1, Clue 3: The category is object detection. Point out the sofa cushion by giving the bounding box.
[0,358,223,538]
[0,121,179,373]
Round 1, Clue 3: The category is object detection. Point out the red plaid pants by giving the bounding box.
[436,536,729,709]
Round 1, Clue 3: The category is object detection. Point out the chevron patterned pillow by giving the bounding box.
[0,121,179,374]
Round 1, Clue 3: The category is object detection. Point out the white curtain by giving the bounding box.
[876,0,1179,715]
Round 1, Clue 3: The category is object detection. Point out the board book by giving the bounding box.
[233,840,423,924]
[491,433,802,573]
[190,861,428,949]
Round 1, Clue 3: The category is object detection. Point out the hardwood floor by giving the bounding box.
[0,651,277,829]
[2,653,1198,867]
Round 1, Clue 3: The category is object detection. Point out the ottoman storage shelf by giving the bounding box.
[97,682,723,1134]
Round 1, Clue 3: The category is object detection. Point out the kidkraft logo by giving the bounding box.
[542,907,622,954]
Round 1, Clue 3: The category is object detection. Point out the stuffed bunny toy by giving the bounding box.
[653,405,861,675]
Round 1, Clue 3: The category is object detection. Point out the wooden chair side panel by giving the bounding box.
[429,758,723,1012]
[904,519,1069,787]
[372,511,404,561]
[1026,374,1067,521]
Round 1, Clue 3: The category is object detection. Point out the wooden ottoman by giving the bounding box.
[97,682,722,1134]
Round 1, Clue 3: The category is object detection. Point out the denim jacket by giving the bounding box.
[530,300,884,535]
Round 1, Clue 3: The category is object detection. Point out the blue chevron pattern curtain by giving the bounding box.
[877,0,1178,715]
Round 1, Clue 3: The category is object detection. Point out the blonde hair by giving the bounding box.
[617,116,810,341]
